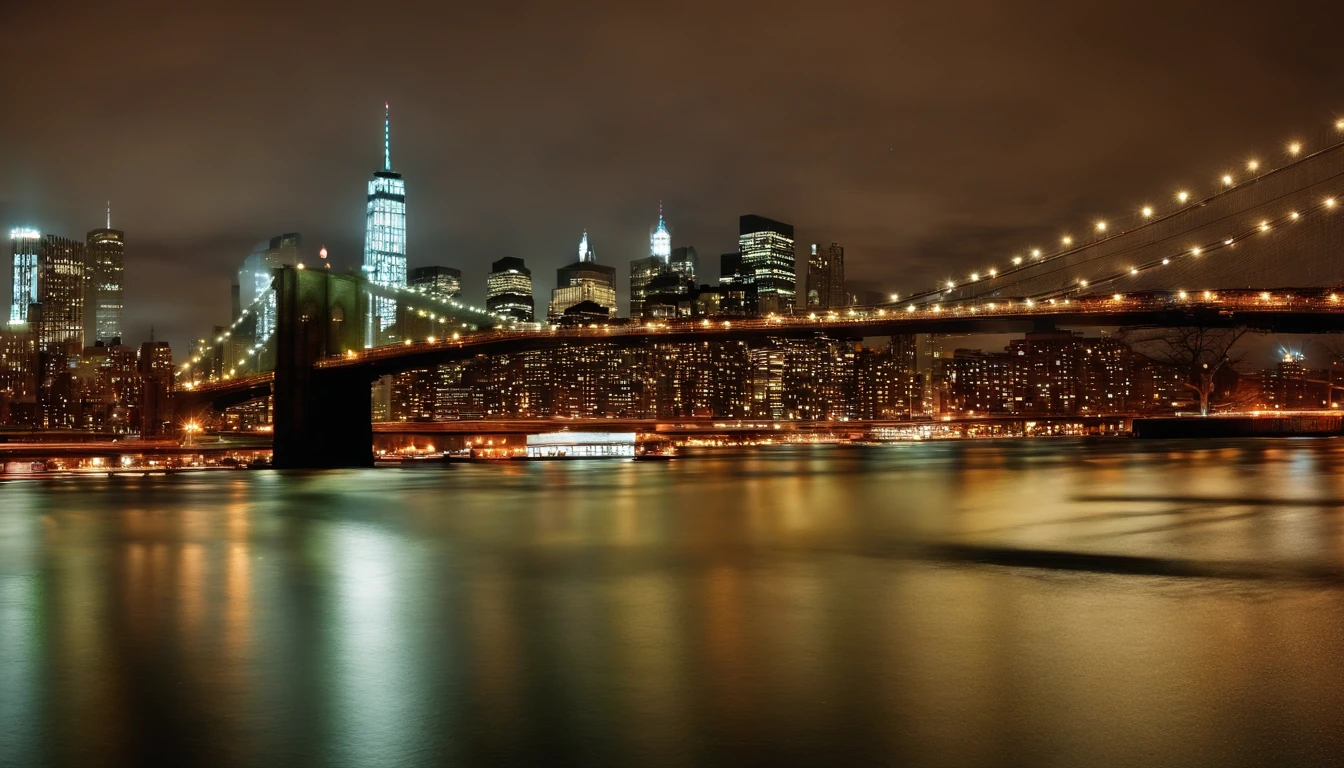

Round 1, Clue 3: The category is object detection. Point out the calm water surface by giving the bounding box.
[3,439,1344,767]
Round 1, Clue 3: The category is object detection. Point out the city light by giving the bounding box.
[1289,142,1302,156]
[1222,174,1234,186]
[1327,198,1337,208]
[1031,249,1042,258]
[1191,247,1201,256]
[1012,256,1022,265]
[1061,236,1073,246]
[1095,221,1106,232]
[1142,206,1153,218]
[1177,191,1190,203]
[1247,159,1259,172]
[8,228,40,240]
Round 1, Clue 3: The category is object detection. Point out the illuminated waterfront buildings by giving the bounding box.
[362,103,408,342]
[8,228,41,327]
[86,206,124,344]
[739,215,796,315]
[486,257,535,321]
[806,242,845,310]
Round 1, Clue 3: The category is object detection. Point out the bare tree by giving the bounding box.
[1121,326,1254,416]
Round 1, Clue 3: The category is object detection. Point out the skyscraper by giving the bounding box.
[629,256,662,319]
[237,233,301,342]
[86,204,125,343]
[550,232,616,321]
[8,228,40,327]
[739,215,796,315]
[35,235,88,353]
[487,257,535,321]
[362,103,407,342]
[631,209,674,318]
[806,242,845,310]
[409,266,462,301]
[670,246,698,284]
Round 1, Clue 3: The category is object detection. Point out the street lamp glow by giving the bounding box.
[1291,211,1300,220]
[1259,221,1270,231]
[1177,191,1190,203]
[1061,236,1073,246]
[1289,142,1302,156]
[1031,249,1042,258]
[970,273,979,281]
[988,268,997,277]
[1141,206,1153,218]
[1246,159,1259,172]
[1191,247,1201,256]
[1095,221,1107,232]
[1222,174,1234,186]
[1012,256,1022,265]
[1327,198,1337,208]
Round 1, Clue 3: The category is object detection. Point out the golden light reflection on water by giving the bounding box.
[4,441,1344,765]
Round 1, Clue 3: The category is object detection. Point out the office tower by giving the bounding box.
[362,103,407,341]
[35,235,88,353]
[86,204,125,344]
[138,340,174,436]
[0,326,36,425]
[8,228,40,327]
[549,231,616,321]
[670,246,698,284]
[237,233,301,342]
[486,257,535,321]
[629,256,662,318]
[739,214,796,315]
[805,242,845,310]
[409,266,462,301]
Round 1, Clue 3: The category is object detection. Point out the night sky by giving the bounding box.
[4,0,1344,358]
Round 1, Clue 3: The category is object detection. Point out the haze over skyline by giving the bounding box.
[4,0,1344,355]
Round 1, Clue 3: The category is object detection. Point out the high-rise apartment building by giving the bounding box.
[409,266,462,301]
[486,257,535,321]
[550,232,616,321]
[739,215,796,315]
[362,103,407,342]
[8,228,41,327]
[806,242,845,310]
[86,205,125,343]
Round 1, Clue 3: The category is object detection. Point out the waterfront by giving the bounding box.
[3,440,1344,766]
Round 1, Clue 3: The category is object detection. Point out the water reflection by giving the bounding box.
[3,440,1344,766]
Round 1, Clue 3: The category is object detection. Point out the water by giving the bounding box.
[3,439,1344,767]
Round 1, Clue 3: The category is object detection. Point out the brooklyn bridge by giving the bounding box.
[178,129,1344,467]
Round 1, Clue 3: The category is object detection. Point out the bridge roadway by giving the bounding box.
[316,289,1344,378]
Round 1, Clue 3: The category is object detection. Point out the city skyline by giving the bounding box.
[6,1,1344,357]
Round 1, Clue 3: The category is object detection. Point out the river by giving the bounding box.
[2,439,1343,767]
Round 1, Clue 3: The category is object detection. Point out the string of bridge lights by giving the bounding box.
[175,284,278,385]
[887,117,1344,306]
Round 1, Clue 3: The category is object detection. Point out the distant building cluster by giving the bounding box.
[0,216,176,433]
[375,336,923,422]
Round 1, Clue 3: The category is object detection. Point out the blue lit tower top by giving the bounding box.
[579,230,593,263]
[650,202,671,261]
[362,102,407,341]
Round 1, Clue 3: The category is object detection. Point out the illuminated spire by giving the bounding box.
[579,230,592,263]
[384,102,391,171]
[106,200,111,229]
[650,202,671,261]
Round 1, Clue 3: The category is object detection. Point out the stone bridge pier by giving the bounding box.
[271,267,375,469]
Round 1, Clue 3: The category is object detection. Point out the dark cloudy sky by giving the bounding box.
[3,0,1343,356]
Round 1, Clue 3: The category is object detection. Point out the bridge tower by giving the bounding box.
[272,266,375,468]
